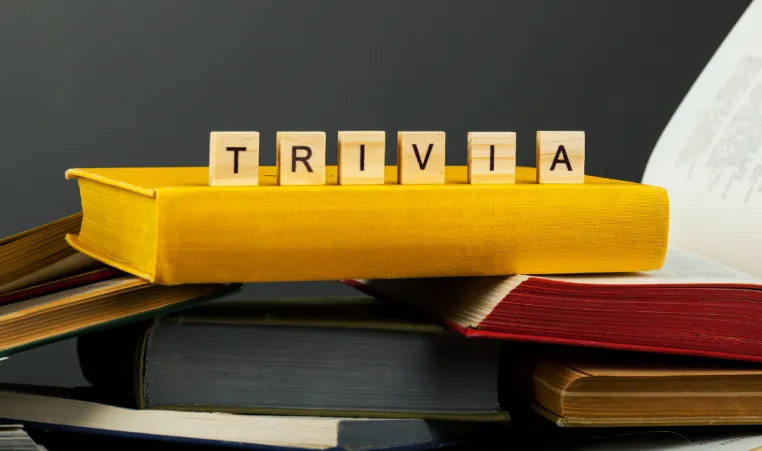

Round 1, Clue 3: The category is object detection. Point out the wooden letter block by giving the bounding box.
[397,131,446,185]
[338,131,385,185]
[209,131,260,186]
[467,132,516,184]
[276,131,326,186]
[536,131,585,184]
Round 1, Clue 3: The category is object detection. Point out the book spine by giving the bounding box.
[77,321,152,408]
[152,185,669,284]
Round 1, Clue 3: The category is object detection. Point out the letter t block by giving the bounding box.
[209,131,260,186]
[536,131,585,184]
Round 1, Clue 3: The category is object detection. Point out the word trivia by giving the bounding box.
[209,130,585,186]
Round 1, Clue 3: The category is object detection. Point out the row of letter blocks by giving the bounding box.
[209,130,585,186]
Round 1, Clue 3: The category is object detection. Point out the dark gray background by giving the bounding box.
[0,0,752,386]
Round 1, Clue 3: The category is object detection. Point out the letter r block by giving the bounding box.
[536,131,585,184]
[397,131,446,185]
[276,131,326,186]
[209,131,260,186]
[338,131,385,185]
[468,132,516,184]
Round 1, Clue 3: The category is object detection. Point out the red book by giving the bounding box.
[345,248,762,363]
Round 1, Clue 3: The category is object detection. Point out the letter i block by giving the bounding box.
[467,132,516,184]
[209,132,260,186]
[397,131,446,185]
[536,131,585,184]
[338,131,386,185]
[276,131,327,185]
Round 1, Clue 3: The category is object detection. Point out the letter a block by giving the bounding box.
[536,131,585,184]
[397,131,446,185]
[209,131,260,186]
[467,132,516,184]
[338,131,385,185]
[277,131,326,186]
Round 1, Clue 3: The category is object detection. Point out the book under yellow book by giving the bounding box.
[64,166,669,285]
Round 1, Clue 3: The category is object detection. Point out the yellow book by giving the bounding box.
[64,166,669,284]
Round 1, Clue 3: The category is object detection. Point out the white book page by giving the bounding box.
[641,0,762,278]
[556,434,762,451]
[542,247,759,285]
[673,436,762,451]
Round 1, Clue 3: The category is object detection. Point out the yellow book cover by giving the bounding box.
[64,166,669,285]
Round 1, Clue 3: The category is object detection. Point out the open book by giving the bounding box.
[348,0,762,363]
[641,0,762,279]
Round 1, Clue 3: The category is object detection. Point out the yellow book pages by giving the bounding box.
[65,166,669,284]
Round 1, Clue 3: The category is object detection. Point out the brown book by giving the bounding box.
[509,347,762,427]
[0,213,104,295]
[0,274,238,358]
[0,214,240,358]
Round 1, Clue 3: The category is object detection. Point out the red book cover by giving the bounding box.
[345,248,762,363]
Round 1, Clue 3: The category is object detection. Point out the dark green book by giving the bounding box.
[78,297,509,421]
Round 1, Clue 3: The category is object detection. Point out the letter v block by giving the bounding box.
[277,131,326,185]
[536,131,585,184]
[397,131,446,184]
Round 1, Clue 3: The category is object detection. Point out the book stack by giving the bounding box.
[0,155,667,450]
[3,2,762,450]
